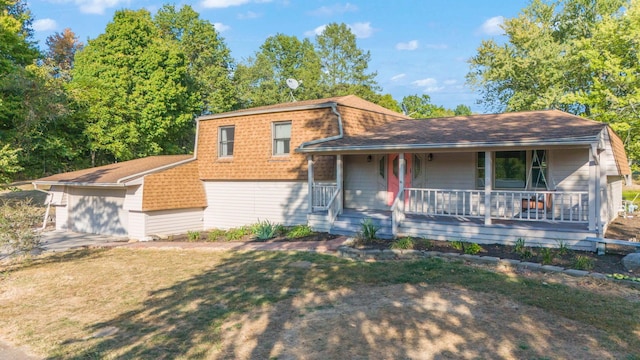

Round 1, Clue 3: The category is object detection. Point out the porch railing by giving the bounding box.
[312,183,337,211]
[404,188,589,223]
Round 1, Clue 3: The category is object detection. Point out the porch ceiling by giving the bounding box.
[297,110,605,154]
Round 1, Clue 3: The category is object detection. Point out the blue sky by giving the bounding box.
[28,0,531,113]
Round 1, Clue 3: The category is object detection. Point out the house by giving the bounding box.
[34,95,631,250]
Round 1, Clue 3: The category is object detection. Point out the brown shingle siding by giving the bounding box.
[142,161,206,211]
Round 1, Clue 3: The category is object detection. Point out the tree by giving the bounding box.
[454,104,472,116]
[467,0,639,163]
[315,23,380,100]
[0,142,21,183]
[0,0,38,76]
[234,33,322,107]
[154,4,236,114]
[44,28,83,80]
[401,94,454,118]
[70,9,199,163]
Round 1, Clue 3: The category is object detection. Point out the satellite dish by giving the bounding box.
[286,78,299,90]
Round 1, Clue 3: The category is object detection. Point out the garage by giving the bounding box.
[67,187,129,236]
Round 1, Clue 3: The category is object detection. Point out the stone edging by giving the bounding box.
[336,245,640,288]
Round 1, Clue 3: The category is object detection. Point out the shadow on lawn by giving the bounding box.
[54,251,634,359]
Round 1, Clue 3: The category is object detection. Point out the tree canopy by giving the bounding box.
[467,0,639,162]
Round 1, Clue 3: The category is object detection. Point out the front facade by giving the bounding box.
[35,96,631,249]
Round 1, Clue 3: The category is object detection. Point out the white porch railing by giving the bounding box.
[312,183,337,211]
[404,188,589,223]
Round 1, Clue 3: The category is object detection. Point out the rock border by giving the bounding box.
[336,245,640,288]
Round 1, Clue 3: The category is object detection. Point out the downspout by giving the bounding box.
[591,142,602,237]
[298,103,344,149]
[33,183,52,230]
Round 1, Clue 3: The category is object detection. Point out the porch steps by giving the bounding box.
[310,210,394,239]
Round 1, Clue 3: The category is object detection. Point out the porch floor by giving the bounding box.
[338,208,589,232]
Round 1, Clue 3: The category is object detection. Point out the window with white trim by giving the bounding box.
[218,126,234,158]
[273,121,291,155]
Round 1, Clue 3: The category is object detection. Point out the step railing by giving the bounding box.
[312,183,337,211]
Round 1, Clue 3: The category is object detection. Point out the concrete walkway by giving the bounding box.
[39,230,129,252]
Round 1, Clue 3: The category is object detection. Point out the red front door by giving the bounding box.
[387,154,412,206]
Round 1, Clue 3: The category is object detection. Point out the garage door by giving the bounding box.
[68,188,128,236]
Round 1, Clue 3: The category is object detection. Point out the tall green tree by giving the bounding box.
[315,23,380,100]
[234,33,322,107]
[467,0,639,163]
[401,94,454,118]
[154,4,236,114]
[71,9,199,163]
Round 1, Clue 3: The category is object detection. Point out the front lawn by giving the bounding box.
[1,248,639,359]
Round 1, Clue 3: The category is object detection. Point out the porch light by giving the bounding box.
[427,153,433,161]
[367,155,372,162]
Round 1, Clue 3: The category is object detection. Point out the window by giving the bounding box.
[476,152,485,188]
[273,121,291,155]
[413,154,422,179]
[494,151,526,189]
[530,150,548,189]
[218,126,234,157]
[379,156,386,179]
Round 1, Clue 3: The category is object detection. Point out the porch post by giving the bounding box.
[399,153,406,201]
[484,151,493,225]
[588,146,597,232]
[307,155,314,214]
[336,154,343,214]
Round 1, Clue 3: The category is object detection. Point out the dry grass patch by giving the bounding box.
[0,248,639,359]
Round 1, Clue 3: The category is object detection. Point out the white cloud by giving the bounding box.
[424,43,448,49]
[443,79,457,85]
[33,18,57,32]
[238,11,260,19]
[396,40,418,51]
[213,22,230,32]
[201,0,250,8]
[304,24,326,37]
[310,3,358,16]
[305,22,373,39]
[47,0,129,15]
[349,22,373,38]
[391,73,406,81]
[413,78,443,93]
[479,16,504,36]
[412,78,437,87]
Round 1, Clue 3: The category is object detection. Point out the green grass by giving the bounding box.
[623,189,640,201]
[1,250,638,358]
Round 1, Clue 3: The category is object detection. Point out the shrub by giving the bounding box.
[463,242,483,255]
[253,220,278,241]
[287,224,314,239]
[514,238,526,254]
[0,199,43,258]
[450,240,464,251]
[572,255,594,270]
[207,229,226,241]
[391,237,414,250]
[225,227,250,241]
[187,231,201,241]
[540,247,555,265]
[358,218,380,243]
[555,240,570,256]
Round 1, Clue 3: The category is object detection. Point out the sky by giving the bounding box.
[27,0,532,113]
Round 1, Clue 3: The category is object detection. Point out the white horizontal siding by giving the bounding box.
[127,211,146,240]
[344,155,387,210]
[601,129,620,176]
[123,184,143,211]
[203,181,309,229]
[145,208,203,237]
[426,152,475,190]
[551,148,589,191]
[55,204,68,231]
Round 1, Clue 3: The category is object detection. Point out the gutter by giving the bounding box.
[297,103,344,149]
[296,136,599,154]
[32,181,126,187]
[198,102,338,122]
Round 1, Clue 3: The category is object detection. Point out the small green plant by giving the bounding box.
[514,238,526,254]
[608,273,640,282]
[225,226,250,241]
[358,218,380,243]
[572,255,594,270]
[207,229,226,241]
[252,219,278,241]
[187,230,201,241]
[539,247,555,265]
[555,240,570,256]
[391,237,414,250]
[286,224,314,239]
[450,240,464,251]
[463,242,483,255]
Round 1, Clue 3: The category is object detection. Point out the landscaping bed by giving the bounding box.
[165,223,339,243]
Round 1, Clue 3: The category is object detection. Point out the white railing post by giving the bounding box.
[484,151,493,225]
[336,154,343,215]
[307,155,314,213]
